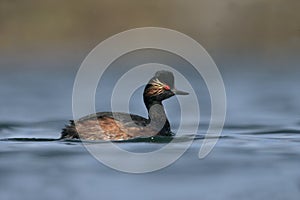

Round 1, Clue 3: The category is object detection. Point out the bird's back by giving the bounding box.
[61,112,159,141]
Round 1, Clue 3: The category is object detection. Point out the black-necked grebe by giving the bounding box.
[61,70,188,140]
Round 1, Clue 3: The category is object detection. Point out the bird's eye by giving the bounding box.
[163,85,171,90]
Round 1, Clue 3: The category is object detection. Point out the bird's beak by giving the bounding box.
[172,88,189,95]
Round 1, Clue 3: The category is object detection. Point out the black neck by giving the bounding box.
[143,97,171,136]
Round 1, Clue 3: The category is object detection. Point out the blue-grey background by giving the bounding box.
[0,0,300,200]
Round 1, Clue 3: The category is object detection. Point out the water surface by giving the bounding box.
[1,64,300,200]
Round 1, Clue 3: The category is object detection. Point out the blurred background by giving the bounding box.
[1,0,299,121]
[1,0,299,70]
[1,1,300,200]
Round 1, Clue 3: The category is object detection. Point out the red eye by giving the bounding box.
[163,85,170,90]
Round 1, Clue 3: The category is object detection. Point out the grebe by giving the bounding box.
[61,70,188,141]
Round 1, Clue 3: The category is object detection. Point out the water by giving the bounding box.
[1,62,300,200]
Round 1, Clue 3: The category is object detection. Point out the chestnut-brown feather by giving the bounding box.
[61,114,157,141]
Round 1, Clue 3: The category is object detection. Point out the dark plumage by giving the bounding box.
[61,70,188,141]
